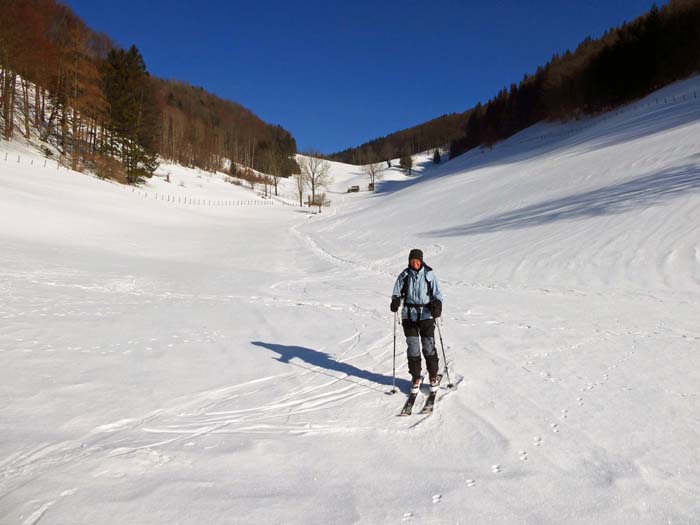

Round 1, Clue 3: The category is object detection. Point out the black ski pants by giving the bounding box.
[402,318,439,380]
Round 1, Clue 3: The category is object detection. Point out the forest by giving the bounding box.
[3,0,700,177]
[0,0,298,183]
[331,0,700,164]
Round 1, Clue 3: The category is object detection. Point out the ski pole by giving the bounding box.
[391,311,398,394]
[436,319,454,389]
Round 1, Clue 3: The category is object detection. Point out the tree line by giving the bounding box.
[331,0,700,165]
[155,79,298,178]
[330,112,464,165]
[0,0,298,183]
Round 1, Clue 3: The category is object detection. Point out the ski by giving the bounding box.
[399,376,423,416]
[399,392,419,416]
[418,375,442,415]
[418,391,437,414]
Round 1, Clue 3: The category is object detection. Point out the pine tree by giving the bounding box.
[101,45,159,183]
[399,154,413,175]
[432,148,441,164]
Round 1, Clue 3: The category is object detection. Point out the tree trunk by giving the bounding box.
[60,105,67,154]
[21,78,31,139]
[0,68,5,118]
[71,108,79,170]
[40,88,46,127]
[3,71,16,140]
[34,84,41,131]
[42,105,57,142]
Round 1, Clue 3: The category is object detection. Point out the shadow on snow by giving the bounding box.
[251,341,411,393]
[373,84,700,199]
[423,163,700,237]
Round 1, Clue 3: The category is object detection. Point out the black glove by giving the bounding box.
[390,296,401,312]
[429,299,442,318]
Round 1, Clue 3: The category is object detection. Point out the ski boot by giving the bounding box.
[429,375,442,393]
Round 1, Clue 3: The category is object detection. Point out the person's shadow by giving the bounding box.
[251,341,410,393]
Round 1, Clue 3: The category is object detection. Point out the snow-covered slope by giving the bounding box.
[1,77,700,524]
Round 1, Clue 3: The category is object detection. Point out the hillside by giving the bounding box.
[0,0,297,181]
[330,0,700,165]
[1,76,700,523]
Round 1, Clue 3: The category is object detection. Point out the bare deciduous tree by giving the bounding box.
[361,161,383,190]
[293,172,305,207]
[298,151,331,203]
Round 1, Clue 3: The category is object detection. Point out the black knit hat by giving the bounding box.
[408,248,423,262]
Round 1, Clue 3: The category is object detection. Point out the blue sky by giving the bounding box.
[64,0,660,153]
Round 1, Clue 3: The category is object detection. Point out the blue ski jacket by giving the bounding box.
[391,264,444,321]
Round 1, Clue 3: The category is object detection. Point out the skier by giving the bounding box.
[390,249,444,394]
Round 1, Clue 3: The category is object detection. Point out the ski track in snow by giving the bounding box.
[3,77,700,522]
[0,182,453,517]
[292,200,700,519]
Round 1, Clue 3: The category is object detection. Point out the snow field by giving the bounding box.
[1,77,700,523]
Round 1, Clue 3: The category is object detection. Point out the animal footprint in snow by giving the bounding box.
[533,436,542,447]
[402,512,414,522]
[577,397,584,406]
[560,409,568,419]
[519,450,528,461]
[550,423,559,433]
[491,464,502,474]
[432,494,442,504]
[465,479,476,488]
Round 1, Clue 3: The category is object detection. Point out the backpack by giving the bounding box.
[401,264,434,305]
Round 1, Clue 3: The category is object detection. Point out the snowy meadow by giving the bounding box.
[2,78,700,523]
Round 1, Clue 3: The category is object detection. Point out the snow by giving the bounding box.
[2,77,700,523]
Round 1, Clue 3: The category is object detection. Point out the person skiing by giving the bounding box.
[390,248,444,394]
